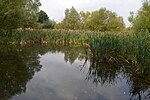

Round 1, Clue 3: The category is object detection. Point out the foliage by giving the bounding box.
[82,8,126,32]
[0,0,41,31]
[37,10,49,23]
[80,11,91,29]
[37,10,56,29]
[56,7,125,32]
[56,7,82,30]
[42,19,56,29]
[128,0,150,32]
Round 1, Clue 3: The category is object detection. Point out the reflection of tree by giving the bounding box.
[41,44,86,64]
[84,51,150,99]
[0,44,86,99]
[45,44,150,99]
[85,55,121,86]
[0,46,42,99]
[63,46,84,64]
[125,67,150,100]
[2,44,149,100]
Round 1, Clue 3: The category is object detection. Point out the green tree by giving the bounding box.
[0,0,25,30]
[128,0,150,32]
[0,0,41,31]
[59,6,82,30]
[55,22,63,29]
[37,10,49,23]
[107,15,125,32]
[37,10,56,29]
[21,0,41,28]
[42,19,56,29]
[83,8,125,32]
[80,11,91,29]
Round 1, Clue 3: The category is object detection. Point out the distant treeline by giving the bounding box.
[0,0,150,32]
[55,7,126,32]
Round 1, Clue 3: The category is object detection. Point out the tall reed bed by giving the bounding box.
[0,29,92,45]
[89,31,150,70]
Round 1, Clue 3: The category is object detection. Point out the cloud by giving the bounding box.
[40,0,142,27]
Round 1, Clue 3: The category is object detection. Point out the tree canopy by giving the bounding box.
[37,10,56,29]
[56,7,125,32]
[0,0,41,31]
[56,7,82,30]
[128,0,150,32]
[37,10,49,23]
[82,8,125,32]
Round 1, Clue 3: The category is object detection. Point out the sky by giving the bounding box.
[40,0,142,27]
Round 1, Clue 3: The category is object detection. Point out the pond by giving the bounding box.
[0,44,149,100]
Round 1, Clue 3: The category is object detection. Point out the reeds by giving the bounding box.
[0,29,91,45]
[0,29,150,69]
[89,31,150,69]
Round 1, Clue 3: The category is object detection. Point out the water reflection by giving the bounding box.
[0,44,87,100]
[0,45,42,99]
[0,44,149,100]
[125,66,150,100]
[85,52,150,100]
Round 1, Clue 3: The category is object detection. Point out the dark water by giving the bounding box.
[0,44,149,100]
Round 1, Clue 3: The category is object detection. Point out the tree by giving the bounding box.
[0,0,41,31]
[80,11,91,29]
[56,7,125,31]
[0,0,25,30]
[37,10,49,23]
[82,8,125,32]
[128,0,150,32]
[58,6,82,30]
[42,19,56,29]
[37,10,56,29]
[107,15,125,32]
[55,22,63,29]
[20,0,41,28]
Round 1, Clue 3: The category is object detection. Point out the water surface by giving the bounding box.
[0,45,149,100]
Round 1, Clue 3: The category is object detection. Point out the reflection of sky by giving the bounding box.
[12,52,130,100]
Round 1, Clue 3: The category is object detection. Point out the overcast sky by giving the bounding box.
[40,0,142,27]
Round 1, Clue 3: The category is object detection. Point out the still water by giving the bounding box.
[0,44,149,100]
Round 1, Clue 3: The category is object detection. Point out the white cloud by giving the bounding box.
[40,0,142,27]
